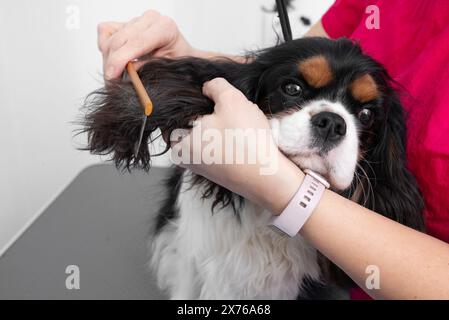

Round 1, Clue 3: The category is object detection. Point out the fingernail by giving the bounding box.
[105,66,115,80]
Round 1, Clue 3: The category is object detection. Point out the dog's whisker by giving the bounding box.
[354,169,368,206]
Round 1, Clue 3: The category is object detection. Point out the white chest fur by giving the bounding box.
[150,171,320,299]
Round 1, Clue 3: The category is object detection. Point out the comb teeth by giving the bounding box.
[134,116,147,157]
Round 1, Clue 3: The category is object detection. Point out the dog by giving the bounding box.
[80,37,425,299]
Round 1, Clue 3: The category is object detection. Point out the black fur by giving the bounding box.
[155,166,184,232]
[78,37,425,286]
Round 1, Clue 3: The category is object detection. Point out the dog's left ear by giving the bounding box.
[359,91,425,231]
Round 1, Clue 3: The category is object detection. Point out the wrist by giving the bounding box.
[191,49,248,64]
[191,48,215,59]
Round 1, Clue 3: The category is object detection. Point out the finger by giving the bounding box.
[104,20,172,79]
[107,10,160,54]
[103,18,151,76]
[97,21,124,53]
[202,77,246,104]
[107,17,140,53]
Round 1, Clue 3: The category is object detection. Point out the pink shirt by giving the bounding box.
[322,0,449,299]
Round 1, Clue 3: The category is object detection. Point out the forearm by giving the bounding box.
[191,48,249,63]
[301,189,449,299]
[192,20,329,63]
[304,20,329,38]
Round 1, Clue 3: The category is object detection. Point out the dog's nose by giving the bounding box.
[311,111,346,141]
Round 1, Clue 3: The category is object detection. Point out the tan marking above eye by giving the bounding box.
[297,55,333,88]
[349,74,379,103]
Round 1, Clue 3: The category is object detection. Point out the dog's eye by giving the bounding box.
[358,108,374,127]
[283,83,302,96]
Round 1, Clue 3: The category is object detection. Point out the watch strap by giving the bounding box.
[270,170,329,237]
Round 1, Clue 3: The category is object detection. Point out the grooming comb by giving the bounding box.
[126,61,153,158]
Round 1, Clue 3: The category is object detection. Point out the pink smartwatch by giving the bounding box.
[270,169,330,237]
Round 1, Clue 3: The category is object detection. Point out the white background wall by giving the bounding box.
[0,0,333,255]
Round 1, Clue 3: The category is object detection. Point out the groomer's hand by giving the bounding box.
[171,78,304,214]
[98,10,195,80]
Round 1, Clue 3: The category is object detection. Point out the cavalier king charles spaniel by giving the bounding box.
[81,37,424,299]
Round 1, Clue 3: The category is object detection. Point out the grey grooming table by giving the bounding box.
[0,164,168,299]
[0,164,347,300]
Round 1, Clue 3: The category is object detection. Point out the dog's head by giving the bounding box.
[250,38,382,189]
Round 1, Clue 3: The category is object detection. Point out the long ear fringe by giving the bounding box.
[76,58,234,171]
[365,90,425,231]
[77,80,148,170]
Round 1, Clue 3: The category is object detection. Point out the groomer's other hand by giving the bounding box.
[98,10,195,80]
[171,78,304,214]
